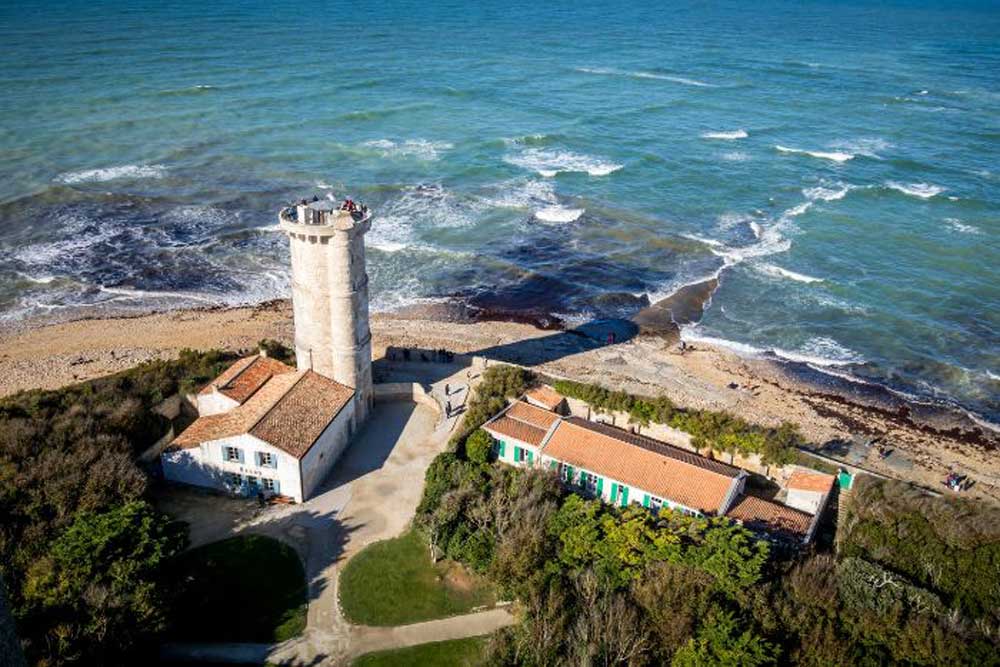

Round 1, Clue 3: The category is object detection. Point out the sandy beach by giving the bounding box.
[1,300,997,503]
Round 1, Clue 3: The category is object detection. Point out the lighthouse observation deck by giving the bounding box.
[279,199,372,234]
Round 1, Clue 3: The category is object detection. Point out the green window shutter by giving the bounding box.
[620,486,629,507]
[611,483,618,502]
[549,460,557,470]
[565,465,574,482]
[527,450,534,464]
[643,494,650,508]
[596,477,604,495]
[514,446,522,462]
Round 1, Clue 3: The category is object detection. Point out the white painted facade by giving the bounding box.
[483,429,542,467]
[300,397,357,500]
[162,433,303,501]
[196,389,239,417]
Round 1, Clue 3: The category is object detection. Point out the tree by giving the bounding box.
[465,429,495,464]
[672,609,776,667]
[20,501,187,666]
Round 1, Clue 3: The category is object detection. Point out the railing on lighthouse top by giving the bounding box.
[279,198,372,232]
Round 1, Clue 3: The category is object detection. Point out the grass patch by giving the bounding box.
[339,529,495,626]
[168,534,307,642]
[353,637,486,667]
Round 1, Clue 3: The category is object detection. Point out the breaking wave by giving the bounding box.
[56,164,168,184]
[944,218,980,234]
[720,151,751,162]
[775,145,854,163]
[755,263,823,283]
[701,129,747,140]
[504,147,623,177]
[535,206,584,223]
[363,138,454,161]
[885,181,945,199]
[803,182,853,201]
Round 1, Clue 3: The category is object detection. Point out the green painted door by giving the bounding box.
[619,486,629,507]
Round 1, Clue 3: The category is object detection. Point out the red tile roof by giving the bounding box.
[173,370,354,458]
[506,401,560,430]
[485,415,549,447]
[542,418,742,514]
[198,355,295,403]
[726,495,813,538]
[525,385,565,411]
[787,470,836,494]
[251,371,355,458]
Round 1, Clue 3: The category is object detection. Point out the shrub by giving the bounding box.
[465,429,495,464]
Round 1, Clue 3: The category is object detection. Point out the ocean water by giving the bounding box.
[0,0,997,422]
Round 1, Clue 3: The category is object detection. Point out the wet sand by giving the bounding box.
[1,299,997,504]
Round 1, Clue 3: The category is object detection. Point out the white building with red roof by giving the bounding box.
[162,200,374,502]
[484,389,835,544]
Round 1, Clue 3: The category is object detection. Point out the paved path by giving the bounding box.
[160,362,501,665]
[161,608,514,665]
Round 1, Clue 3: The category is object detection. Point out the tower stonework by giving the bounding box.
[279,200,374,422]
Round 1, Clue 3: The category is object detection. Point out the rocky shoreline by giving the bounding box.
[1,299,997,503]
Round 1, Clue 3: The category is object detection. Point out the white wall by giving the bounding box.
[196,391,239,416]
[300,398,357,501]
[162,433,304,502]
[483,429,542,467]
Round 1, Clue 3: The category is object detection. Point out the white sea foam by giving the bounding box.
[944,218,980,234]
[755,263,823,283]
[885,181,945,199]
[363,139,453,161]
[717,212,754,230]
[534,206,584,223]
[315,180,334,190]
[831,138,889,159]
[701,129,747,140]
[98,285,218,304]
[749,221,763,239]
[774,337,864,367]
[504,148,622,177]
[576,66,714,87]
[56,164,168,184]
[681,233,724,247]
[803,182,853,201]
[481,179,557,209]
[720,151,751,162]
[988,371,1000,382]
[775,145,854,163]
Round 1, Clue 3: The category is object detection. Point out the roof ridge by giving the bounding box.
[219,355,260,391]
[563,417,742,479]
[247,371,310,437]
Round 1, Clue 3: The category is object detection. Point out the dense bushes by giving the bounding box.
[840,476,1000,625]
[0,349,232,666]
[552,378,801,465]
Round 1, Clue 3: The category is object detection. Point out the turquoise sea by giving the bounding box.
[0,0,997,423]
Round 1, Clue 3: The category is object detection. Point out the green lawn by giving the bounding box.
[167,534,307,642]
[353,637,486,667]
[339,529,496,626]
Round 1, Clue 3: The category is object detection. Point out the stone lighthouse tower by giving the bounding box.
[279,199,374,421]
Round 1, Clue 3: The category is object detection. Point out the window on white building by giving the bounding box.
[257,451,275,468]
[580,472,599,495]
[262,478,279,494]
[649,496,665,511]
[224,446,241,462]
[224,472,243,487]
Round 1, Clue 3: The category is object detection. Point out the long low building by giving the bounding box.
[483,389,834,544]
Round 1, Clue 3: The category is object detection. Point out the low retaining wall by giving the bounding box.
[373,382,442,417]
